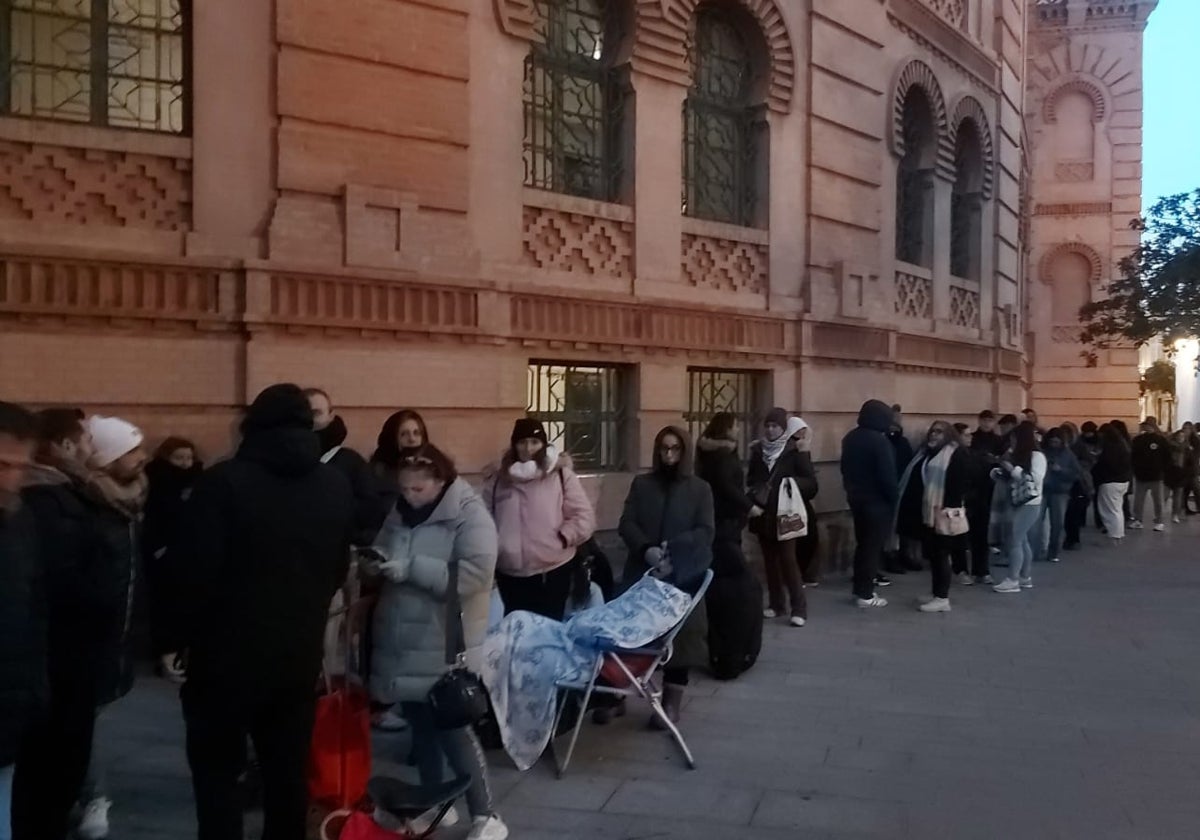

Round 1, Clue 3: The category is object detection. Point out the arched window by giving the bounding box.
[895,87,937,267]
[523,0,626,201]
[2,0,188,133]
[1050,89,1096,181]
[1050,251,1093,324]
[682,5,763,227]
[950,119,983,280]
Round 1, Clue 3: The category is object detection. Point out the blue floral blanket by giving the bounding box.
[480,576,692,770]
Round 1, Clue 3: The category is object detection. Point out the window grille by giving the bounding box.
[1,0,187,133]
[527,361,630,471]
[950,121,983,280]
[682,7,757,227]
[895,89,934,267]
[685,367,765,459]
[523,0,624,201]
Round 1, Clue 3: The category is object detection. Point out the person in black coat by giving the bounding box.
[0,402,42,836]
[694,412,753,577]
[171,384,353,840]
[306,387,385,545]
[15,410,148,840]
[840,400,898,607]
[143,436,203,682]
[746,408,817,627]
[1130,417,1170,530]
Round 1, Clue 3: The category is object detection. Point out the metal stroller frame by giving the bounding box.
[548,569,713,777]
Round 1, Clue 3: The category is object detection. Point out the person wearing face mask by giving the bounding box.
[369,445,507,840]
[746,409,816,626]
[482,418,596,621]
[0,402,40,840]
[142,437,203,684]
[618,427,714,726]
[370,410,431,530]
[305,388,383,545]
[15,411,148,840]
[168,384,353,840]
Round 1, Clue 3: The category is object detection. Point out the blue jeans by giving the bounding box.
[1006,503,1042,582]
[1,763,14,840]
[1044,494,1069,560]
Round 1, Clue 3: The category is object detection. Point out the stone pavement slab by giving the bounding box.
[97,520,1200,839]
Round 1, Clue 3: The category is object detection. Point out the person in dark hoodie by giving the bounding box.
[1130,417,1171,532]
[305,387,383,544]
[171,384,353,840]
[15,411,148,840]
[840,400,898,608]
[0,402,41,840]
[618,426,714,725]
[1094,423,1132,541]
[695,412,753,576]
[142,437,203,683]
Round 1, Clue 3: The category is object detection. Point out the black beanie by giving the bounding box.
[241,384,313,434]
[511,417,548,447]
[765,407,788,428]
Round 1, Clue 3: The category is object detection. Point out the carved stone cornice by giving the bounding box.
[887,0,999,91]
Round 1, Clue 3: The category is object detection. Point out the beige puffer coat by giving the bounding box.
[369,477,498,704]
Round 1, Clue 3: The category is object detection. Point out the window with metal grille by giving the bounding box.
[895,87,935,267]
[685,367,766,458]
[950,119,983,281]
[682,6,758,227]
[523,0,625,201]
[527,361,630,471]
[0,0,187,134]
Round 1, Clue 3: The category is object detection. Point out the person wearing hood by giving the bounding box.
[618,427,714,725]
[15,411,147,840]
[0,402,40,840]
[170,384,353,840]
[482,418,596,621]
[840,400,898,607]
[142,437,203,684]
[746,409,816,627]
[305,388,384,544]
[368,444,507,840]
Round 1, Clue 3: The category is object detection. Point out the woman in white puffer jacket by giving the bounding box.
[482,418,596,620]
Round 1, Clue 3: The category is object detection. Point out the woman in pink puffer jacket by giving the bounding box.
[482,418,596,620]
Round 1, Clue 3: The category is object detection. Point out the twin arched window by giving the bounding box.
[895,87,936,267]
[950,119,984,280]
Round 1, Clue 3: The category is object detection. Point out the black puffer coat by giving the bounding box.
[23,467,141,707]
[695,436,753,543]
[0,504,45,765]
[746,440,818,540]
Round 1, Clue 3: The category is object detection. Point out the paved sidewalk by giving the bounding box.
[101,520,1200,839]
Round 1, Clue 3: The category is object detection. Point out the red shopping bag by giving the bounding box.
[320,810,408,840]
[308,678,372,809]
[597,653,659,688]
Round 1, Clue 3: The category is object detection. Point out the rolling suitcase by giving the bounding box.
[706,570,763,681]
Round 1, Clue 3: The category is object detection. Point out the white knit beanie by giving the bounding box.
[86,415,144,468]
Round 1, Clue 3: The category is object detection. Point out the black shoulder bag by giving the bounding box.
[427,560,490,730]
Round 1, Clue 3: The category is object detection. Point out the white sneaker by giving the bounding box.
[762,608,778,619]
[993,579,1021,594]
[372,708,410,732]
[918,597,951,613]
[977,574,995,585]
[1173,516,1182,524]
[1048,557,1060,563]
[955,572,974,586]
[788,615,807,627]
[1154,523,1166,532]
[467,814,510,840]
[77,797,112,840]
[1129,520,1144,530]
[407,804,459,834]
[1019,577,1034,589]
[855,595,888,608]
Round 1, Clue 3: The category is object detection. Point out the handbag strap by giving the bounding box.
[443,560,466,667]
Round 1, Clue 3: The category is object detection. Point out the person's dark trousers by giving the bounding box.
[967,500,991,578]
[1064,490,1088,548]
[920,527,953,599]
[496,559,575,621]
[183,681,316,840]
[948,533,969,576]
[11,691,97,840]
[758,533,806,618]
[850,502,890,600]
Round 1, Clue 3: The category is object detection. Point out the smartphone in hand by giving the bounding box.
[355,547,387,575]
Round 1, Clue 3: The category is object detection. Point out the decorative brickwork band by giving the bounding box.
[522,206,634,279]
[681,233,767,293]
[890,59,954,181]
[948,94,994,199]
[0,141,191,230]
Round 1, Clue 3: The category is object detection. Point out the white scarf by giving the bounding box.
[761,417,806,471]
[507,445,559,482]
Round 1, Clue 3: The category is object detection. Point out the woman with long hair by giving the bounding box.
[368,445,508,840]
[370,410,430,486]
[694,412,752,575]
[897,421,971,612]
[482,418,595,620]
[992,421,1046,593]
[1041,428,1083,563]
[1094,424,1133,541]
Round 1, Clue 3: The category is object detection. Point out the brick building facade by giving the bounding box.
[0,0,1152,527]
